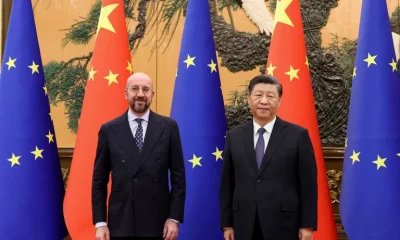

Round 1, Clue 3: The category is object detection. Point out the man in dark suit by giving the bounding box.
[220,75,317,240]
[92,72,186,240]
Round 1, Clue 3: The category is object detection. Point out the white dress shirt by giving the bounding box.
[95,109,178,228]
[253,116,276,153]
[128,108,150,140]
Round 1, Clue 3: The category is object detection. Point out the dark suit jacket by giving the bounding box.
[220,116,317,240]
[92,110,186,237]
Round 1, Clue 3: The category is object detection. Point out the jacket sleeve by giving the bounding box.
[220,131,235,229]
[92,124,111,224]
[297,129,318,230]
[168,120,186,222]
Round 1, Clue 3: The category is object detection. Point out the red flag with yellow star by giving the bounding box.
[266,0,338,239]
[63,0,133,238]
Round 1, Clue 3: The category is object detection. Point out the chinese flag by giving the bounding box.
[266,0,338,239]
[63,0,132,239]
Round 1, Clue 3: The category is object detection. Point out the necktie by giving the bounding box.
[255,128,266,169]
[135,118,143,152]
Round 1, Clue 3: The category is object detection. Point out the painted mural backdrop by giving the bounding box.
[33,0,400,148]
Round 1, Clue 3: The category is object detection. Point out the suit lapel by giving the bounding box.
[258,117,287,176]
[242,121,259,174]
[112,111,141,162]
[137,111,165,172]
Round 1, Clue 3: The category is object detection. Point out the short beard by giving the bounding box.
[130,100,150,114]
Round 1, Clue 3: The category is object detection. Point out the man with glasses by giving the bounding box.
[92,72,186,240]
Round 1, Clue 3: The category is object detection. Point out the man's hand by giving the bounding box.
[223,227,234,240]
[298,228,313,240]
[163,219,179,240]
[95,226,110,240]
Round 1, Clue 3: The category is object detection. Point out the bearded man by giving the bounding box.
[92,72,186,240]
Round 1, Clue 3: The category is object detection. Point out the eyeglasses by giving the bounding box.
[127,86,152,94]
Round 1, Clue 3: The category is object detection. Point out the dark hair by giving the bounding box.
[248,74,282,97]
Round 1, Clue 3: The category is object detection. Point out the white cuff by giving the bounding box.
[168,218,179,224]
[95,222,107,228]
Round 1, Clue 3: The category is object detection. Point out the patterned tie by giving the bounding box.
[255,128,266,169]
[135,118,143,152]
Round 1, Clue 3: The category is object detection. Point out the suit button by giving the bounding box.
[156,158,160,162]
[134,178,138,182]
[257,179,260,183]
[153,178,158,182]
[122,159,126,163]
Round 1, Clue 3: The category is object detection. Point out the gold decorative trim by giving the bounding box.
[61,168,69,189]
[327,169,342,203]
[58,148,73,189]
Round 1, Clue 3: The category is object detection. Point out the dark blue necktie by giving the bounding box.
[135,118,143,152]
[255,128,266,169]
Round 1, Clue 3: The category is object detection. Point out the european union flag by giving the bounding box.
[339,0,400,239]
[170,0,227,238]
[0,0,68,238]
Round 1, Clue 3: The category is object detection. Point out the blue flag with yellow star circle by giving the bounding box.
[0,0,68,238]
[170,0,227,238]
[339,0,400,239]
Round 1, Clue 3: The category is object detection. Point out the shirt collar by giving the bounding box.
[253,116,276,136]
[128,108,150,122]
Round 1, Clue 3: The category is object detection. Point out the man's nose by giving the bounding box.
[136,88,145,97]
[260,96,268,104]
